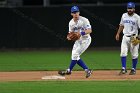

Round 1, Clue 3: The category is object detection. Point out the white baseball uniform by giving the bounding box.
[120,13,140,59]
[69,16,92,60]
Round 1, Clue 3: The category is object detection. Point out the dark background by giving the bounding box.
[0,0,139,48]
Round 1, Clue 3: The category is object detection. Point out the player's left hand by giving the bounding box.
[131,35,140,46]
[67,32,81,41]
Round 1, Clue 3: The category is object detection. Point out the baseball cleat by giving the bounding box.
[119,69,127,75]
[129,69,136,75]
[58,70,65,76]
[65,70,72,75]
[58,70,71,76]
[85,69,92,78]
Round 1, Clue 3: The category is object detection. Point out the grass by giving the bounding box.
[0,50,138,71]
[0,50,140,93]
[0,81,140,93]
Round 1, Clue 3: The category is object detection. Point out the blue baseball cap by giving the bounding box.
[71,6,79,13]
[127,2,135,8]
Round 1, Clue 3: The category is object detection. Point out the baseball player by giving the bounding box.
[115,2,140,75]
[58,6,92,78]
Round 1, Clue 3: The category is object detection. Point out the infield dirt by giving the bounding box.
[0,70,140,81]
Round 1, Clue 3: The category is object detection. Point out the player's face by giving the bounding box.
[127,8,135,15]
[71,12,80,20]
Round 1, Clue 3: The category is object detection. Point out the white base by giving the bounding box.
[41,75,65,80]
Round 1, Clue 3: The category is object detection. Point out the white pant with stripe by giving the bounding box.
[71,36,91,60]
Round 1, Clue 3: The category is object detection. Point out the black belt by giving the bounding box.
[126,35,131,37]
[126,34,136,37]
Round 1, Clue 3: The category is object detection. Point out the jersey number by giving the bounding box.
[131,26,133,31]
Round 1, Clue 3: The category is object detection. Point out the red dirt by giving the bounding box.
[0,70,140,81]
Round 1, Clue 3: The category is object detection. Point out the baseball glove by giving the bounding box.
[131,34,140,46]
[67,32,81,41]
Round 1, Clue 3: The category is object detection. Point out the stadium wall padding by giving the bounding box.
[0,6,133,48]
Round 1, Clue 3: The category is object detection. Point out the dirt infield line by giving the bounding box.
[0,70,140,81]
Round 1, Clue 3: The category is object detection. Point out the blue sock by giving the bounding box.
[121,57,126,69]
[69,60,77,71]
[132,58,138,70]
[77,59,88,70]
